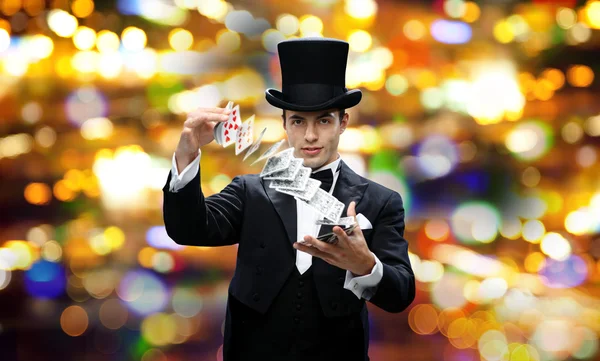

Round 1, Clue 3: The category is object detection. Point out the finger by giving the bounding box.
[347,201,357,219]
[187,107,231,123]
[332,226,352,244]
[348,223,364,238]
[206,121,217,132]
[184,112,229,128]
[293,242,332,262]
[302,235,336,255]
[195,107,231,114]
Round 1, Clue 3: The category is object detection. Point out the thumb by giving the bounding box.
[347,201,357,219]
[346,201,363,237]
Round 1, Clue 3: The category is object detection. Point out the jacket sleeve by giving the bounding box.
[162,168,245,247]
[367,191,416,313]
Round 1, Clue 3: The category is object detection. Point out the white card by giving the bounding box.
[243,127,267,161]
[316,216,356,227]
[251,139,286,165]
[259,148,293,177]
[221,104,241,147]
[269,166,310,190]
[235,115,254,156]
[302,188,337,217]
[276,178,321,201]
[264,158,303,180]
[324,199,344,223]
[275,178,321,202]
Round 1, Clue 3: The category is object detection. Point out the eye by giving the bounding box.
[319,118,331,124]
[292,119,303,125]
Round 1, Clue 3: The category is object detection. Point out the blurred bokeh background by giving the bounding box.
[1,0,600,360]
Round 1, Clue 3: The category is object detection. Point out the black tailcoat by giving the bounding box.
[162,161,415,360]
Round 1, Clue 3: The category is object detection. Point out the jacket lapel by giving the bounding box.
[263,179,298,246]
[262,160,368,247]
[331,160,369,216]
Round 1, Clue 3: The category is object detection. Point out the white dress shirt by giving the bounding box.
[169,151,383,300]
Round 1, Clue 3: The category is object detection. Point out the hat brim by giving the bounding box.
[265,88,362,111]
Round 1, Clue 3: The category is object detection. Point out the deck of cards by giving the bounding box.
[258,146,358,244]
[316,223,358,245]
[213,101,272,162]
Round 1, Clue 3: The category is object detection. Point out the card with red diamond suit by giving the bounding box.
[235,114,254,155]
[221,104,241,148]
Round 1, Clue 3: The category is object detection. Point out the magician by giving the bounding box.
[162,37,415,361]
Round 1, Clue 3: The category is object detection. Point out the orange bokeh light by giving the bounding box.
[60,305,89,336]
[408,304,439,335]
[24,182,52,205]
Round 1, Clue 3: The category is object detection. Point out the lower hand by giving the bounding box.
[293,201,375,276]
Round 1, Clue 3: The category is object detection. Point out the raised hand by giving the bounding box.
[174,107,230,172]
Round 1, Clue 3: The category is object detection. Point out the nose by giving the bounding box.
[304,122,318,143]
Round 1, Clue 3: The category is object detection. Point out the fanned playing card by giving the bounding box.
[243,127,267,161]
[324,199,344,223]
[301,188,337,217]
[213,101,233,146]
[251,139,286,165]
[264,158,303,180]
[214,123,223,145]
[235,115,254,156]
[221,104,241,147]
[259,148,294,177]
[269,166,310,190]
[275,178,321,201]
[316,216,356,227]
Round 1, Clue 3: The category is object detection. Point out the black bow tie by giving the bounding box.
[310,169,334,192]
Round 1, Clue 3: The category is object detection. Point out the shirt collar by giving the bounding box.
[312,154,341,174]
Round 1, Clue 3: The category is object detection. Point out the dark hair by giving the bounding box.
[282,109,346,123]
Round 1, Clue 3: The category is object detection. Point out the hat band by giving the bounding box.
[282,83,347,106]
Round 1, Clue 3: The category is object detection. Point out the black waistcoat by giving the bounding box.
[225,266,368,361]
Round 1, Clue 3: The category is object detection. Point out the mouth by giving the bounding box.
[301,147,323,156]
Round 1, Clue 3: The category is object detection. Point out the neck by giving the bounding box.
[312,154,341,172]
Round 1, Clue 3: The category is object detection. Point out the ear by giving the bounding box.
[340,112,349,134]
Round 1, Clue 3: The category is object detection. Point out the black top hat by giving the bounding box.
[265,37,362,111]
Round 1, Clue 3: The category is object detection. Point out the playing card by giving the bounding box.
[316,216,356,227]
[221,104,241,147]
[275,178,321,201]
[303,188,337,217]
[324,199,344,223]
[243,127,267,161]
[235,114,254,156]
[251,139,286,165]
[316,224,358,245]
[264,158,303,180]
[269,166,310,190]
[214,123,223,145]
[213,101,233,146]
[316,232,338,244]
[259,147,294,177]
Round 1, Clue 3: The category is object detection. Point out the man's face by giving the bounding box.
[282,108,348,170]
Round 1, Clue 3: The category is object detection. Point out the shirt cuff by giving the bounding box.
[343,252,383,300]
[169,151,201,192]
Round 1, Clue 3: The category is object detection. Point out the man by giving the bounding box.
[163,38,415,361]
